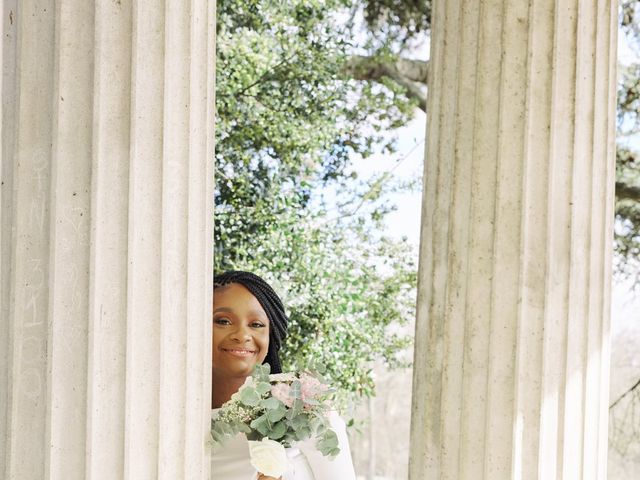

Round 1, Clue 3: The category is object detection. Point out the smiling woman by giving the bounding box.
[210,271,356,480]
[211,283,270,399]
[212,279,276,409]
[213,270,288,381]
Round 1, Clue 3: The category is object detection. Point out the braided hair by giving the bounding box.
[213,271,288,374]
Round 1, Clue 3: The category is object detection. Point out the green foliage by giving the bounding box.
[361,0,432,45]
[616,6,640,285]
[215,186,417,401]
[215,0,417,406]
[614,146,640,281]
[618,63,640,135]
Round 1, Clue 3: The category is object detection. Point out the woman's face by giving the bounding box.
[212,283,270,379]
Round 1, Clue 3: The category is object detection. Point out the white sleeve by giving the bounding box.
[296,411,357,480]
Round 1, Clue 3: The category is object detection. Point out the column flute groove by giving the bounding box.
[86,0,133,478]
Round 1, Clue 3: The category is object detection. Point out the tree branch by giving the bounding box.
[344,55,429,112]
[616,181,640,202]
[226,50,301,98]
[318,138,425,226]
[345,55,430,83]
[610,376,640,410]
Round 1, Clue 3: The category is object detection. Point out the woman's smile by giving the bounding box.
[222,347,257,358]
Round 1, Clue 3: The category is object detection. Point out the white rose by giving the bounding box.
[248,438,289,478]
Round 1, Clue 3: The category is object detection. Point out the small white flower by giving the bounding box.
[269,372,296,382]
[248,438,289,478]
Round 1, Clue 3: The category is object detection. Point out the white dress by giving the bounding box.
[211,409,356,480]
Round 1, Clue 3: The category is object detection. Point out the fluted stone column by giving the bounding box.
[0,1,215,479]
[410,1,617,479]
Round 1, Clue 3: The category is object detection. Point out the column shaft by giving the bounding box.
[409,0,617,479]
[0,1,216,479]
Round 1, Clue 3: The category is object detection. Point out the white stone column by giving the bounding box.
[0,1,215,479]
[409,1,617,479]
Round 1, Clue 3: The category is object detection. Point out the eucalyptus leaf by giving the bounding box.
[250,414,270,436]
[235,421,252,434]
[318,429,339,450]
[292,398,304,415]
[255,381,272,395]
[290,380,302,399]
[239,386,261,407]
[268,420,287,440]
[261,396,282,410]
[296,427,311,440]
[267,407,287,422]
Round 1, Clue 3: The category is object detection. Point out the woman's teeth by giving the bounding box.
[223,349,255,357]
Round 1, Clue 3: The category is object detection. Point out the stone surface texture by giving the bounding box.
[0,1,216,479]
[409,0,618,479]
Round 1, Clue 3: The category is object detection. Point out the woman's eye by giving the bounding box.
[214,318,231,325]
[251,322,266,328]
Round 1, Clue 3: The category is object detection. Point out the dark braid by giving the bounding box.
[214,271,288,374]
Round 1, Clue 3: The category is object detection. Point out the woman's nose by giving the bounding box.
[230,324,251,342]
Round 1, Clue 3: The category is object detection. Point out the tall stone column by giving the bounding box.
[0,1,215,479]
[410,1,617,479]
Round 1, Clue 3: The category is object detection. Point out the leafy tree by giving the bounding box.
[215,0,640,411]
[215,0,417,403]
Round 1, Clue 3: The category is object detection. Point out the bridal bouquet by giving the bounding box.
[211,364,340,478]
